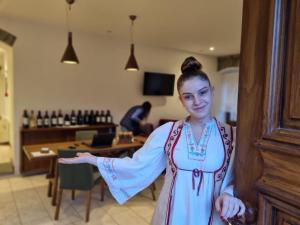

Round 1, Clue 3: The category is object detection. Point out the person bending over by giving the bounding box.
[120,101,152,135]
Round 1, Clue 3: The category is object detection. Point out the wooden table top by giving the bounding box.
[23,136,147,161]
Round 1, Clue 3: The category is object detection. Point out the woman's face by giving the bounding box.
[179,77,214,121]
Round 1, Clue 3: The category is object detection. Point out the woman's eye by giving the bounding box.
[199,90,208,96]
[183,95,192,100]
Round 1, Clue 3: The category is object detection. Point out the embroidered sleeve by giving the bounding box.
[96,122,173,204]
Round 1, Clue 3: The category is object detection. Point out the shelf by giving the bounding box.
[21,124,117,132]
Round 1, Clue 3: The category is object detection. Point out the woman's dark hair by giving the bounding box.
[140,101,152,118]
[142,101,152,111]
[177,56,211,92]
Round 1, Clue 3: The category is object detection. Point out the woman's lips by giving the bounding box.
[193,105,206,112]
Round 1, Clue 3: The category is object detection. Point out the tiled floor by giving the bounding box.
[0,174,163,225]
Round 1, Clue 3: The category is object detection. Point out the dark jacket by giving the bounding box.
[120,105,146,135]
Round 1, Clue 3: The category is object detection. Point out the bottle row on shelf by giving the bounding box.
[22,109,113,129]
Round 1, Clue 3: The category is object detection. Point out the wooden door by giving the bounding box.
[236,0,300,224]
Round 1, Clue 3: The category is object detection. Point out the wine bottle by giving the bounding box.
[51,111,57,127]
[71,110,77,125]
[89,110,95,125]
[95,110,101,124]
[105,110,113,124]
[29,110,37,128]
[43,111,50,128]
[100,110,106,124]
[37,110,43,128]
[58,110,64,126]
[77,110,84,125]
[83,110,89,125]
[64,114,71,126]
[22,110,29,128]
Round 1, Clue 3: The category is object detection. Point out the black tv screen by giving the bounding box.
[143,72,175,96]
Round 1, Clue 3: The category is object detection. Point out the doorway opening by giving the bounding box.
[0,43,14,175]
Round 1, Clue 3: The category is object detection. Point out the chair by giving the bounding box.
[47,130,98,201]
[54,149,104,223]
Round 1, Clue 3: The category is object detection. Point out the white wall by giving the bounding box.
[216,67,239,123]
[0,17,220,174]
[0,52,5,117]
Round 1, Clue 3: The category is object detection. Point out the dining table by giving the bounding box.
[23,136,146,205]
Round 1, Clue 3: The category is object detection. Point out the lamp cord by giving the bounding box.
[130,20,134,44]
[65,3,71,32]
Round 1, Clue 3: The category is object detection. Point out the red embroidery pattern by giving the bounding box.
[164,121,183,225]
[103,158,131,198]
[164,122,183,172]
[215,120,234,182]
[103,158,118,181]
[209,119,234,225]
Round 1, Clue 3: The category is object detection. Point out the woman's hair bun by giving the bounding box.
[181,56,202,73]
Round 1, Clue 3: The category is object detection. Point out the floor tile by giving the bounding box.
[22,217,55,225]
[0,174,163,224]
[18,204,50,224]
[110,209,149,225]
[0,202,21,224]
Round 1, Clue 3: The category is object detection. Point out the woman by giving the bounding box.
[59,57,245,225]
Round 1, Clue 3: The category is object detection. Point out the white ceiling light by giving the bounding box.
[209,46,215,51]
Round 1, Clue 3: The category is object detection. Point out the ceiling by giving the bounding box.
[0,0,243,56]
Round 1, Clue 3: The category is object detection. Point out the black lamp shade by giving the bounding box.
[61,32,79,64]
[125,44,139,71]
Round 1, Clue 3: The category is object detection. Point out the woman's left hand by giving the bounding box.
[215,193,245,220]
[58,152,97,166]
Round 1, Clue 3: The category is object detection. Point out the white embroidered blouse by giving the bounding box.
[96,119,235,225]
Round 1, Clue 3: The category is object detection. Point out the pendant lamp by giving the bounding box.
[61,0,79,64]
[125,15,139,71]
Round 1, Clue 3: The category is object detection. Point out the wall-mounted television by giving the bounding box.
[143,72,175,96]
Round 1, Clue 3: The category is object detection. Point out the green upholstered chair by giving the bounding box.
[54,149,105,223]
[47,130,98,201]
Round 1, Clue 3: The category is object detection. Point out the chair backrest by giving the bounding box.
[75,130,98,141]
[58,149,94,190]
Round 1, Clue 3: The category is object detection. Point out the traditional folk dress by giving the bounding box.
[96,118,235,225]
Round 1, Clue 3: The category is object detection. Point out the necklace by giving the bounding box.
[186,122,213,161]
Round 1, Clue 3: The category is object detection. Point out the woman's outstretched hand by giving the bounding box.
[58,152,97,166]
[215,193,245,220]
